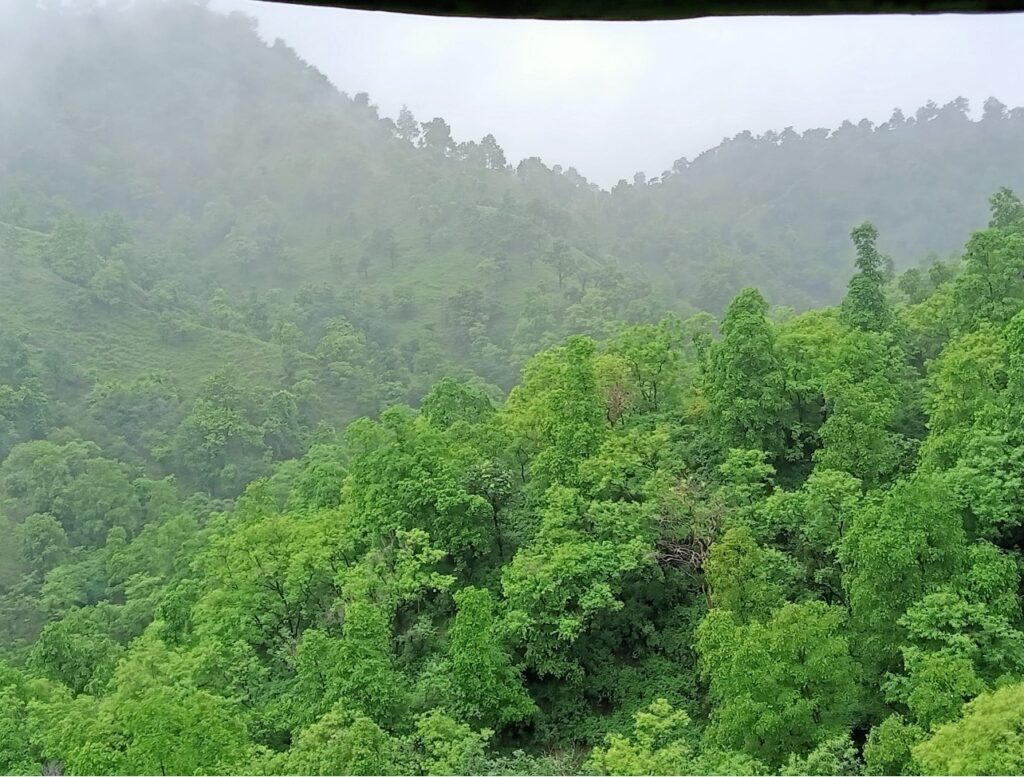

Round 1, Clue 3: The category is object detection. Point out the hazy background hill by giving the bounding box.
[1,0,1023,460]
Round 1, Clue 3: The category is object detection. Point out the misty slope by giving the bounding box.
[2,1,1023,405]
[596,99,1024,307]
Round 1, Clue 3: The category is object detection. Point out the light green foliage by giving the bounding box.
[863,715,924,776]
[342,406,496,563]
[883,555,1024,730]
[192,509,342,655]
[759,469,861,601]
[29,607,123,695]
[589,698,767,776]
[889,649,985,730]
[922,325,1006,469]
[604,316,687,415]
[914,683,1024,775]
[704,288,788,457]
[942,309,1024,542]
[0,662,39,775]
[697,602,859,768]
[278,703,402,776]
[703,526,792,623]
[287,443,346,509]
[840,473,968,674]
[988,186,1024,230]
[335,600,408,725]
[780,735,861,776]
[504,336,606,489]
[953,228,1024,328]
[444,586,536,728]
[420,377,495,428]
[290,598,410,730]
[1,439,142,546]
[588,698,696,775]
[841,222,893,333]
[502,486,655,678]
[813,328,908,485]
[409,709,491,776]
[30,631,252,775]
[774,309,909,484]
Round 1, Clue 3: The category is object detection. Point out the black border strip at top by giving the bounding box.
[251,0,1024,20]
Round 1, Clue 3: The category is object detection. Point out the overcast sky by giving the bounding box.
[213,0,1024,187]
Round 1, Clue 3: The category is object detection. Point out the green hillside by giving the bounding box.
[4,1,1024,775]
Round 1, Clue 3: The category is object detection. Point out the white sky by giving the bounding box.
[213,0,1024,187]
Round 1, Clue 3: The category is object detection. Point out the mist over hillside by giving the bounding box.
[2,0,1022,459]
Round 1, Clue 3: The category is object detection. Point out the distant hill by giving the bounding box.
[1,0,1022,423]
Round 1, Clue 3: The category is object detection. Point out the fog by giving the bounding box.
[211,1,1024,186]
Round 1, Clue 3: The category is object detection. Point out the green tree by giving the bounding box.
[841,222,893,332]
[840,474,968,678]
[444,586,535,728]
[704,288,788,457]
[504,336,605,489]
[14,513,69,575]
[914,683,1024,775]
[697,601,859,768]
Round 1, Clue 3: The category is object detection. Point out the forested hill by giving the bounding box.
[6,2,1024,775]
[4,1,1024,319]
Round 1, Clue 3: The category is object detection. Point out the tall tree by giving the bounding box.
[704,287,788,457]
[841,222,893,332]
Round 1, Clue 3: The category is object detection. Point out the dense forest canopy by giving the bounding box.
[3,1,1024,775]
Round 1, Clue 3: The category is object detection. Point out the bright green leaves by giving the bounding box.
[343,406,496,565]
[697,602,859,769]
[922,324,1007,470]
[703,526,792,623]
[952,228,1024,329]
[420,377,495,429]
[913,683,1024,776]
[0,439,142,547]
[925,311,1024,541]
[588,698,697,775]
[502,486,654,679]
[704,288,787,458]
[758,468,862,602]
[882,549,1024,730]
[271,703,400,776]
[192,510,343,654]
[988,187,1024,231]
[271,706,491,777]
[443,586,535,728]
[841,222,893,333]
[0,662,40,775]
[28,607,122,695]
[602,316,688,416]
[408,710,491,775]
[328,601,408,726]
[30,631,252,776]
[840,473,967,674]
[863,715,924,776]
[504,336,606,490]
[775,306,911,486]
